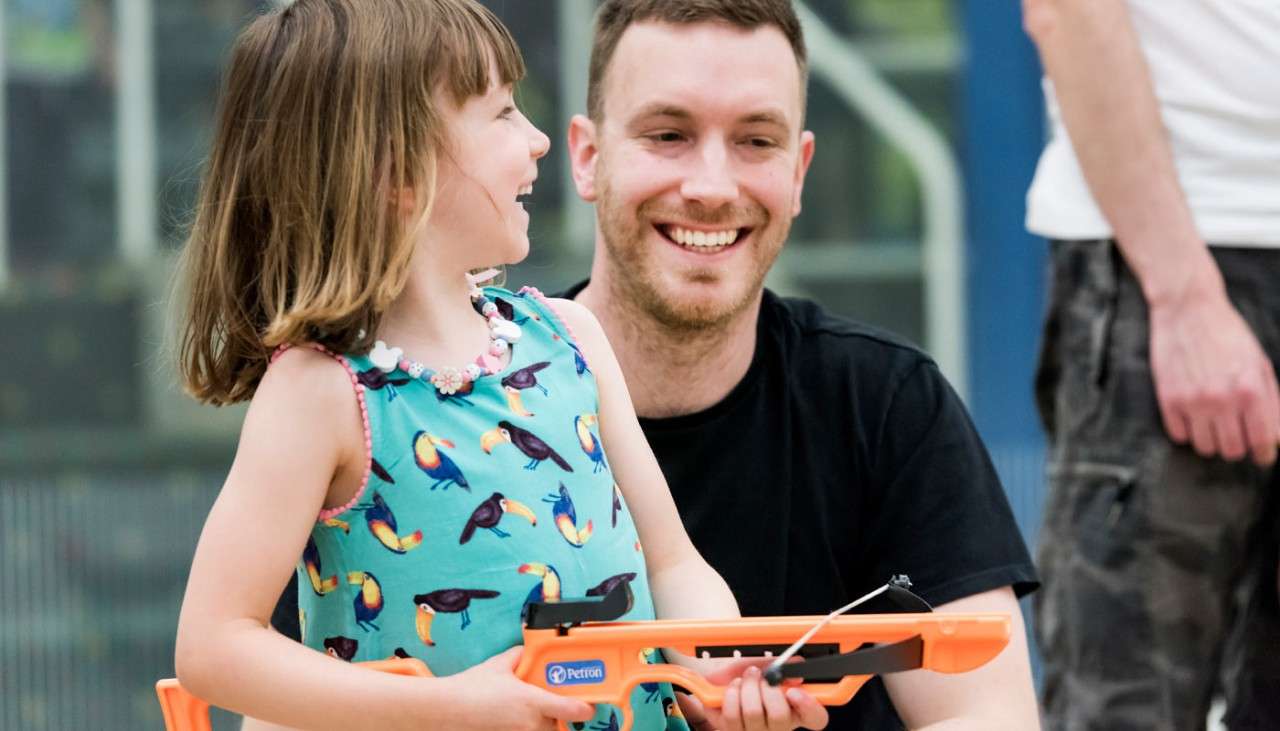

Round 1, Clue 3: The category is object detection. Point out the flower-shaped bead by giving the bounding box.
[369,341,404,373]
[430,367,467,395]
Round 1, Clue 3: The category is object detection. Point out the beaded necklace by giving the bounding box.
[367,285,522,395]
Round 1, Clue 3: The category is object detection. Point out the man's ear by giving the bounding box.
[567,114,600,203]
[792,130,816,217]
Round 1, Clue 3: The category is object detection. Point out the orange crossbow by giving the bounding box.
[156,579,1010,731]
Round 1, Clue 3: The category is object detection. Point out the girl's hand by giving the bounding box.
[446,647,595,730]
[678,662,829,731]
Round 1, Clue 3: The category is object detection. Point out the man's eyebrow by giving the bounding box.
[628,103,693,122]
[624,103,794,133]
[739,109,791,128]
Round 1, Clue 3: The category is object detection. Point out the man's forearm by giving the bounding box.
[1023,0,1221,306]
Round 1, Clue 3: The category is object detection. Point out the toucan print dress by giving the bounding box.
[288,286,689,730]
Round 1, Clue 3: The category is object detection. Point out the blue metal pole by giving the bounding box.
[959,0,1049,684]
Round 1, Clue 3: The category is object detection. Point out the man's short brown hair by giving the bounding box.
[587,0,808,121]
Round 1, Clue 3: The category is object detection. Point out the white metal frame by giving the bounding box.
[0,3,8,290]
[797,2,968,399]
[558,0,597,253]
[116,0,157,265]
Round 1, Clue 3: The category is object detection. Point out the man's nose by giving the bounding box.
[680,142,738,207]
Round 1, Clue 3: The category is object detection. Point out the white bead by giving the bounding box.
[407,362,426,379]
[369,341,403,373]
[491,319,523,343]
[481,301,499,316]
[464,363,483,380]
[489,338,509,355]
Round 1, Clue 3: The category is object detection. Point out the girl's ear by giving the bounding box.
[395,186,418,216]
[567,114,599,203]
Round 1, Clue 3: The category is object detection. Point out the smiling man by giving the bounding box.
[562,1,1041,728]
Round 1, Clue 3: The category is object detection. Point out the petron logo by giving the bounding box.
[546,660,607,687]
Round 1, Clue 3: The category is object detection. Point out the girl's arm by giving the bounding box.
[552,298,830,731]
[175,348,591,730]
[549,300,736,618]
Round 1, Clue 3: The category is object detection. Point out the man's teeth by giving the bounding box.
[518,185,533,196]
[668,226,740,247]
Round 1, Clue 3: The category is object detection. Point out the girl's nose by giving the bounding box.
[529,122,551,160]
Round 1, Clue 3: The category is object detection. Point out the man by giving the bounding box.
[269,1,1039,727]
[1023,0,1280,728]
[562,2,1038,728]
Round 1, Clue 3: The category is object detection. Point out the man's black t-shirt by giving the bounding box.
[272,285,1037,729]
[565,283,1038,728]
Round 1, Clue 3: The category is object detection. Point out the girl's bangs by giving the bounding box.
[438,3,526,103]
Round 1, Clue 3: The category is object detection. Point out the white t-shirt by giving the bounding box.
[1026,0,1280,247]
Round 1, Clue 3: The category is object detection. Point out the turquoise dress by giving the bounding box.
[293,286,688,730]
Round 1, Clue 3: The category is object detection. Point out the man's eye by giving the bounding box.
[746,138,776,148]
[649,131,685,143]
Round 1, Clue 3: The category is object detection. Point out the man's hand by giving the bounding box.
[676,660,828,731]
[1149,284,1280,466]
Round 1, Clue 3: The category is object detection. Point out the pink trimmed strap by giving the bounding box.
[269,343,373,522]
[518,286,591,372]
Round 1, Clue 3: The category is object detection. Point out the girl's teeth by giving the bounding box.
[668,226,740,247]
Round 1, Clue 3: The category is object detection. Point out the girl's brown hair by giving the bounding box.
[177,0,524,405]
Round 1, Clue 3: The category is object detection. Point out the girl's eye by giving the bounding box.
[499,106,516,120]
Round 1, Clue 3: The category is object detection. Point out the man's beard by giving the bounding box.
[594,177,787,334]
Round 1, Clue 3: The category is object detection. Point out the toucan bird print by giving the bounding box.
[413,430,470,490]
[354,492,424,554]
[569,342,590,376]
[323,636,359,661]
[544,483,593,548]
[589,710,620,731]
[503,386,535,417]
[347,571,384,631]
[479,421,573,472]
[500,362,551,415]
[587,572,637,614]
[518,562,562,620]
[303,536,339,596]
[412,588,501,646]
[459,492,537,544]
[370,458,395,484]
[494,296,530,325]
[574,414,608,473]
[356,367,411,402]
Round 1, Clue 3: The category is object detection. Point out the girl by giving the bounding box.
[172,1,827,730]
